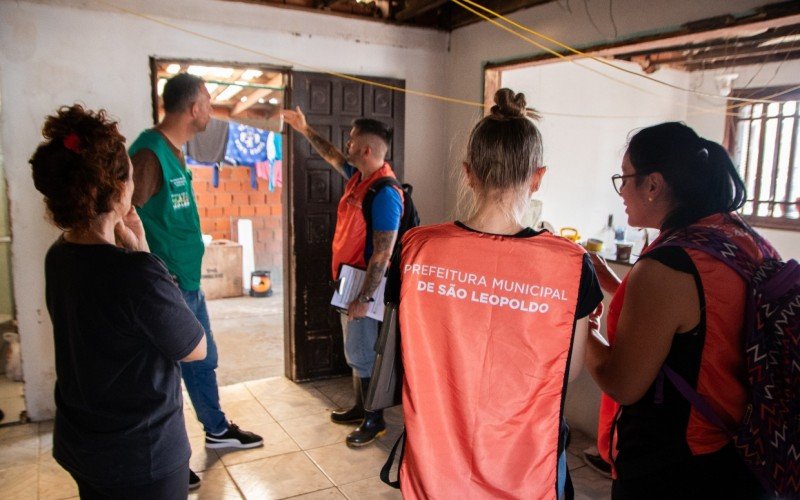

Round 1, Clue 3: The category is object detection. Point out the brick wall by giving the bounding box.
[191,165,283,272]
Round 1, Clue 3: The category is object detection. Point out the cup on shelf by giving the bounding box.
[615,241,634,262]
[585,238,604,253]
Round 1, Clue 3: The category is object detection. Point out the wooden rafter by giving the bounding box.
[396,0,448,22]
[231,74,284,116]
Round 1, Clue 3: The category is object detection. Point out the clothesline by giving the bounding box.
[186,118,283,192]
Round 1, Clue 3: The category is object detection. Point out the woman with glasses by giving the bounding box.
[398,89,603,499]
[586,122,770,499]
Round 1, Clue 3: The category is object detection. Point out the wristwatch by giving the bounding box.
[357,294,375,304]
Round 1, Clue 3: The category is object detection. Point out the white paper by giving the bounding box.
[330,265,386,321]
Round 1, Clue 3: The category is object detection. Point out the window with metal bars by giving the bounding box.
[726,86,800,231]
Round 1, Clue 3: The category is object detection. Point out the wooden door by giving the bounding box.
[286,71,405,381]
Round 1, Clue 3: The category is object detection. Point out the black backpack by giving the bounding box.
[362,177,420,304]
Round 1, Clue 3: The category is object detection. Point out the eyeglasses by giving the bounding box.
[611,173,642,195]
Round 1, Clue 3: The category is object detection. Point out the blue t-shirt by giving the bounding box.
[343,163,403,259]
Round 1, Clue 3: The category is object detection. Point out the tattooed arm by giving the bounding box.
[281,106,347,177]
[347,229,398,319]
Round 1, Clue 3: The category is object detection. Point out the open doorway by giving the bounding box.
[150,59,289,385]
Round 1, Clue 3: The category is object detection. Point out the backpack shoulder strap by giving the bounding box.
[653,227,757,282]
[380,429,406,488]
[362,177,403,226]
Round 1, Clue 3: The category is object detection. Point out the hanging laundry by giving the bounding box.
[265,132,283,192]
[225,122,269,166]
[255,161,270,184]
[271,133,282,190]
[272,160,282,190]
[186,118,228,164]
[225,122,269,189]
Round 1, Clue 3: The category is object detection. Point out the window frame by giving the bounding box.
[725,85,800,232]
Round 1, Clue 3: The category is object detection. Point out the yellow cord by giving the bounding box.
[96,0,485,109]
[456,0,786,106]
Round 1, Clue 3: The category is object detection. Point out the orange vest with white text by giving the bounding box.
[331,163,397,279]
[399,222,586,500]
[598,213,768,467]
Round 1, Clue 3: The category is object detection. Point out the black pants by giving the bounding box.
[70,463,189,500]
[612,443,765,500]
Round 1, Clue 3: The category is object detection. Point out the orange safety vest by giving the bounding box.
[399,222,586,499]
[598,213,765,466]
[331,163,398,280]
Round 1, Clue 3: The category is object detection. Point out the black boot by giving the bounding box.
[331,375,365,424]
[346,377,386,447]
[346,409,386,447]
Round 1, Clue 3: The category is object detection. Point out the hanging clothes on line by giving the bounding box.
[255,131,283,191]
[186,118,230,188]
[187,118,229,164]
[225,122,269,189]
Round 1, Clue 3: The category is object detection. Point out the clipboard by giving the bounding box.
[365,303,403,411]
[330,264,386,321]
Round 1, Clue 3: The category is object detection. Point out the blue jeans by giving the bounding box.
[340,314,380,378]
[180,288,227,435]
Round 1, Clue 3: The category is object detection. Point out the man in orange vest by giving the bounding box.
[283,107,403,447]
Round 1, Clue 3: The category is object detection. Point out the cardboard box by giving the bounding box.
[201,240,243,300]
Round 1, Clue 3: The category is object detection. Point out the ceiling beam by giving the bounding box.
[396,0,448,22]
[210,69,245,100]
[314,0,347,8]
[231,74,283,116]
[682,50,800,71]
[614,24,800,60]
[445,0,554,30]
[637,43,800,67]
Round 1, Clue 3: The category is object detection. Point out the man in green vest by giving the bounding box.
[129,73,263,490]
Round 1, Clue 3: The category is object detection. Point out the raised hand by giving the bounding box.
[281,106,308,134]
[115,207,149,252]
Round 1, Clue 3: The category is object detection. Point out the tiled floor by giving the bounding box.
[0,375,610,499]
[208,283,284,386]
[0,376,25,425]
[0,287,611,498]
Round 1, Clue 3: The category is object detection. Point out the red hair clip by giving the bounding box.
[63,133,81,153]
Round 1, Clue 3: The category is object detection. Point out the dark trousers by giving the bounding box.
[70,463,189,500]
[612,443,765,500]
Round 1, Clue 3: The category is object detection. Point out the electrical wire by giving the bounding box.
[608,0,619,40]
[452,0,744,117]
[95,0,485,109]
[454,0,785,105]
[96,0,672,119]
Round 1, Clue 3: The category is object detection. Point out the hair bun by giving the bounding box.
[490,88,540,121]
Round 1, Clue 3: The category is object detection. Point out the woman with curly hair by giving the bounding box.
[31,105,206,499]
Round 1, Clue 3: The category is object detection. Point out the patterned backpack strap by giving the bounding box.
[652,226,758,282]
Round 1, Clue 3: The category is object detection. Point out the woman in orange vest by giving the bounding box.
[586,122,769,499]
[398,88,603,499]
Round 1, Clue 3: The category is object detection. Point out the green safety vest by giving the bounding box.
[128,129,205,291]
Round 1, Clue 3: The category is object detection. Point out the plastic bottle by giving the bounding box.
[599,214,617,258]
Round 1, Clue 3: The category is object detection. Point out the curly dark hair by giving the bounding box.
[30,105,130,231]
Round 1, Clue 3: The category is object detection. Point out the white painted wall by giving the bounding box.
[0,0,448,420]
[444,0,784,220]
[444,0,794,439]
[500,58,800,264]
[502,59,691,240]
[685,60,800,260]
